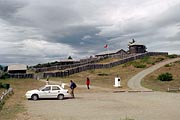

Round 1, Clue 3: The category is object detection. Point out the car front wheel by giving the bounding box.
[58,94,64,100]
[32,94,38,101]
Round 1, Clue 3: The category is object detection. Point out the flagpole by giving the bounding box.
[107,46,109,58]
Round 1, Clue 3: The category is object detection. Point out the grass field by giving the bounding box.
[142,60,180,92]
[0,55,175,119]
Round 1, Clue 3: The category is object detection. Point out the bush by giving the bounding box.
[98,73,108,76]
[0,73,9,79]
[141,56,150,63]
[0,100,5,110]
[167,54,178,58]
[125,61,147,68]
[157,73,173,81]
[134,64,146,68]
[164,63,174,67]
[155,57,164,62]
[164,64,170,67]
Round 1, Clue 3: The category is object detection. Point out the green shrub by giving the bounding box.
[164,63,174,67]
[157,73,173,81]
[0,73,9,79]
[122,63,130,67]
[164,64,170,67]
[141,56,150,63]
[167,54,178,58]
[0,100,5,110]
[151,62,155,65]
[98,73,108,76]
[155,57,164,62]
[134,64,146,68]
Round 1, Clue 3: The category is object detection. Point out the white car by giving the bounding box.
[25,85,70,100]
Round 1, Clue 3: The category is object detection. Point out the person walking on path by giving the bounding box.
[86,77,90,89]
[46,79,49,85]
[46,76,50,85]
[70,80,76,98]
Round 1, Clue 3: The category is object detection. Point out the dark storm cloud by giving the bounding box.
[0,0,180,65]
[0,0,27,26]
[0,0,24,18]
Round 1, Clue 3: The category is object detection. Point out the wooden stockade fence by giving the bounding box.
[8,52,168,79]
[33,57,106,73]
[8,73,33,79]
[43,52,168,78]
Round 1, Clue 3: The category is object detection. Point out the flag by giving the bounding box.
[104,44,108,48]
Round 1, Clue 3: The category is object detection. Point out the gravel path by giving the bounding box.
[128,57,180,91]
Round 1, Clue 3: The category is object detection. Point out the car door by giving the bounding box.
[51,86,61,98]
[40,86,52,98]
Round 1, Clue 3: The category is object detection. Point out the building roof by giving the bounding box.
[59,59,79,63]
[96,49,127,56]
[8,64,27,71]
[128,42,145,46]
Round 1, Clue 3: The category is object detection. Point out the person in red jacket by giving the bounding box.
[86,77,90,89]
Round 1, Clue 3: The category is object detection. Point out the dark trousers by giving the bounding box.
[70,88,74,98]
[87,85,90,89]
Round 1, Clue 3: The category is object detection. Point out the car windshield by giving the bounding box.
[38,86,45,91]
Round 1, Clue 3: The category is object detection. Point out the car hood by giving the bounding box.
[26,89,39,93]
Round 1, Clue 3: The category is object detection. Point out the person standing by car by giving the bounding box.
[86,77,90,89]
[70,80,76,98]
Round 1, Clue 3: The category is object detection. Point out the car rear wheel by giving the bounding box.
[32,94,38,101]
[58,94,64,100]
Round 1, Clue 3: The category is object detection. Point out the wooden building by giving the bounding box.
[59,59,80,65]
[128,43,147,54]
[95,49,128,58]
[8,64,27,74]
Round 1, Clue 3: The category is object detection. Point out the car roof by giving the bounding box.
[44,85,64,89]
[45,85,60,87]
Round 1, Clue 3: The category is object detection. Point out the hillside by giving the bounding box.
[49,55,170,90]
[142,59,180,92]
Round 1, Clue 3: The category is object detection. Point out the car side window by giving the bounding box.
[42,86,51,91]
[52,86,60,91]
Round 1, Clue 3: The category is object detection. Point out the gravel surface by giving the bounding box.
[23,58,180,120]
[25,91,180,120]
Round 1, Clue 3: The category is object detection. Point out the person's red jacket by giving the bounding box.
[86,79,90,85]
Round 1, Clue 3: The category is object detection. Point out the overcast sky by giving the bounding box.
[0,0,180,65]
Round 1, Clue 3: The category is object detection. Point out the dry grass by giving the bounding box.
[49,55,169,91]
[142,60,180,92]
[96,57,121,64]
[0,88,5,94]
[48,65,141,91]
[0,79,44,120]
